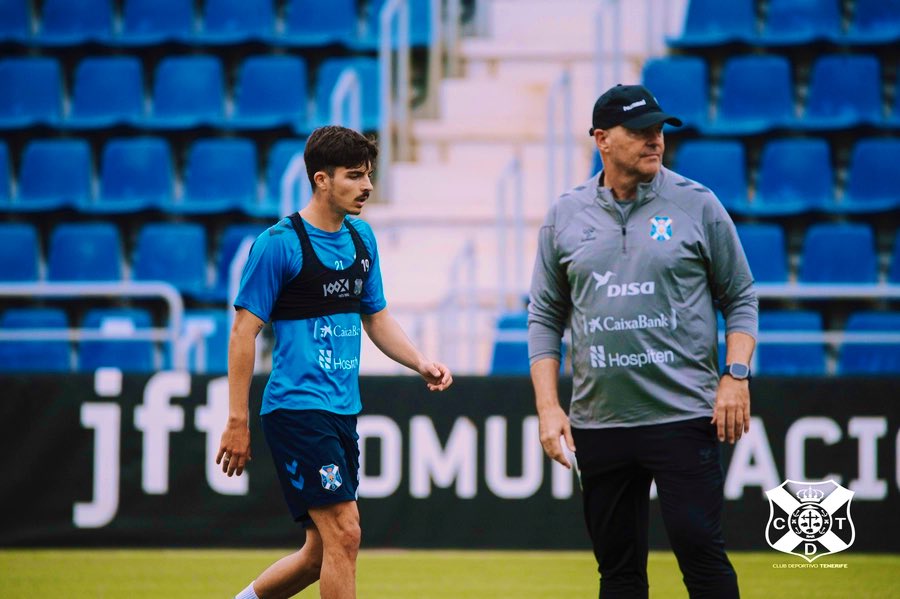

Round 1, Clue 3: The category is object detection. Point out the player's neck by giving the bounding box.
[299,199,345,232]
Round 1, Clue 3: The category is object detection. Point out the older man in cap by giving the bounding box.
[528,84,758,598]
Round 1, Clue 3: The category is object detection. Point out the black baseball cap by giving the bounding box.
[588,84,682,136]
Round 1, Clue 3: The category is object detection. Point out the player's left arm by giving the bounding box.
[362,308,453,391]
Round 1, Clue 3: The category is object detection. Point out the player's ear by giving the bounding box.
[313,170,330,190]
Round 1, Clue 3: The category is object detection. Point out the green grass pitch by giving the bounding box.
[1,549,896,598]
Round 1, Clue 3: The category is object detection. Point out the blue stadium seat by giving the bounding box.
[490,311,530,375]
[278,0,357,46]
[314,57,380,131]
[0,142,10,205]
[178,310,230,373]
[200,0,274,43]
[845,0,900,44]
[752,138,833,215]
[757,310,826,375]
[16,139,91,211]
[591,152,603,177]
[147,56,225,128]
[133,223,210,298]
[735,224,788,283]
[92,137,173,213]
[212,224,268,301]
[0,0,30,41]
[641,56,708,129]
[254,138,307,217]
[838,312,900,375]
[120,0,193,44]
[833,138,900,213]
[0,309,71,373]
[47,223,123,282]
[69,57,144,128]
[707,55,793,135]
[799,223,877,283]
[364,0,430,47]
[891,84,900,128]
[0,223,40,282]
[668,0,757,47]
[166,139,256,214]
[38,0,113,44]
[79,308,155,373]
[761,0,842,45]
[890,232,900,284]
[0,58,63,128]
[800,55,882,130]
[675,140,747,211]
[232,56,308,129]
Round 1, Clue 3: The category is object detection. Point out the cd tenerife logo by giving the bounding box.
[588,345,675,369]
[591,271,655,297]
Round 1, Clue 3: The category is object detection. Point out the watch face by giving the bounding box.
[729,363,750,379]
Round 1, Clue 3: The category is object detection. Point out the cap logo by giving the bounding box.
[622,99,647,111]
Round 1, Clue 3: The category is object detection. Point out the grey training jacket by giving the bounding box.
[528,166,758,428]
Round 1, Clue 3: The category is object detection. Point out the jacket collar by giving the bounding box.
[594,166,667,211]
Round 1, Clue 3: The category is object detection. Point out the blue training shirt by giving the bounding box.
[235,216,387,415]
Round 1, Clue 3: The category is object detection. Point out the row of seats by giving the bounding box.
[644,54,900,134]
[0,221,266,302]
[675,137,900,215]
[0,55,379,131]
[490,310,900,375]
[0,0,431,47]
[0,137,306,216]
[671,0,900,47]
[0,307,228,373]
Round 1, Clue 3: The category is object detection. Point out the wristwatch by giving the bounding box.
[724,363,751,380]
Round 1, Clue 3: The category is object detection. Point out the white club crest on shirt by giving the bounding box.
[649,216,673,241]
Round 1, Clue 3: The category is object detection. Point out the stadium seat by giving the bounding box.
[641,56,708,129]
[845,0,900,44]
[147,56,225,128]
[707,55,793,135]
[0,0,30,41]
[232,56,308,130]
[17,139,92,211]
[761,0,843,45]
[314,57,380,131]
[757,311,826,375]
[212,224,268,301]
[891,84,900,128]
[752,138,833,215]
[800,55,882,130]
[363,0,431,47]
[735,224,788,283]
[200,0,274,43]
[168,139,256,214]
[667,0,757,47]
[838,312,900,375]
[591,152,603,177]
[120,0,193,44]
[69,57,145,128]
[79,308,155,373]
[889,232,900,284]
[178,310,230,373]
[132,223,210,298]
[254,138,307,217]
[0,223,40,282]
[47,223,123,282]
[833,138,900,213]
[0,308,71,372]
[799,223,877,283]
[38,0,113,45]
[0,58,63,128]
[92,137,173,213]
[675,140,748,211]
[0,142,10,205]
[490,311,530,374]
[278,0,357,46]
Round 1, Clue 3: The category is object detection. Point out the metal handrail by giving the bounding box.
[330,67,362,132]
[378,0,411,200]
[546,68,573,205]
[496,156,524,310]
[754,283,900,299]
[279,152,312,217]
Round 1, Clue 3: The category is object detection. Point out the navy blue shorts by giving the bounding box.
[261,409,360,525]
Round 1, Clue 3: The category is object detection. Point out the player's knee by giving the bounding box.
[333,520,361,556]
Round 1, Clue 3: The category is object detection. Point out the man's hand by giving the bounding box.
[711,376,751,444]
[538,404,576,469]
[417,360,453,391]
[216,419,252,477]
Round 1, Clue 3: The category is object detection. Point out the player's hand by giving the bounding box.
[538,405,576,469]
[418,360,453,391]
[711,376,750,444]
[216,420,252,477]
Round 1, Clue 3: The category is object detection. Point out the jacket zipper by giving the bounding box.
[620,225,627,255]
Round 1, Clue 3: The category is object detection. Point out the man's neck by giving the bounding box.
[601,168,652,202]
[299,197,345,232]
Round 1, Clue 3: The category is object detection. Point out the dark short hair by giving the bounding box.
[304,126,379,187]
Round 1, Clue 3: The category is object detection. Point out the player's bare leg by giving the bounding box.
[309,501,361,599]
[252,526,324,599]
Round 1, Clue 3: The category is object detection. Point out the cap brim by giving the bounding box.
[621,112,683,129]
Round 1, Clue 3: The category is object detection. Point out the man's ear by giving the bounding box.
[594,129,609,153]
[313,170,330,190]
